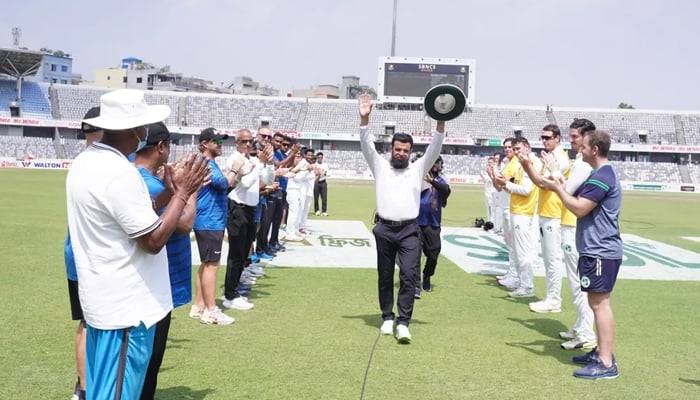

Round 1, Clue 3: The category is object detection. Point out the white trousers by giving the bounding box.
[286,188,302,235]
[300,195,312,229]
[539,217,564,306]
[502,209,518,279]
[561,226,595,341]
[511,213,536,290]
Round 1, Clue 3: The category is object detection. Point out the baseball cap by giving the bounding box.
[81,107,101,133]
[199,127,229,142]
[136,122,171,153]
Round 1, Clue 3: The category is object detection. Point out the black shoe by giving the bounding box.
[422,279,432,292]
[414,287,421,299]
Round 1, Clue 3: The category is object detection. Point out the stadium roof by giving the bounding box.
[0,47,43,78]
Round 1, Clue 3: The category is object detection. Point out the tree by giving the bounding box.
[617,102,635,109]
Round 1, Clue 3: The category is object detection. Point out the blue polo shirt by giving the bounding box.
[418,175,448,228]
[194,159,228,231]
[274,150,288,192]
[574,164,623,259]
[138,167,192,308]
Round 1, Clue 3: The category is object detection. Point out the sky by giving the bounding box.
[2,0,699,110]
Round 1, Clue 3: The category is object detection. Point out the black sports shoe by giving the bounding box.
[422,279,432,292]
[572,347,598,365]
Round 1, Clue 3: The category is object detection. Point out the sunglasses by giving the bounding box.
[541,135,555,141]
[238,139,254,144]
[212,138,223,145]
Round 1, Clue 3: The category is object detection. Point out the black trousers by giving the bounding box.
[419,225,442,284]
[140,312,172,400]
[313,180,328,213]
[225,202,256,300]
[256,196,275,253]
[269,192,287,246]
[372,221,421,326]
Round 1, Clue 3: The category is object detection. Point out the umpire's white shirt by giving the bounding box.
[360,126,444,221]
[66,143,172,330]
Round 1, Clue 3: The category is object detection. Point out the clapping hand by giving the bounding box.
[541,151,560,174]
[167,153,209,198]
[542,175,565,191]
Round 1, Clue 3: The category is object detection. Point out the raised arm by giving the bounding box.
[418,120,445,176]
[358,94,381,172]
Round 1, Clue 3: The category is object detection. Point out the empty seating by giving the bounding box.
[0,135,56,159]
[0,79,52,118]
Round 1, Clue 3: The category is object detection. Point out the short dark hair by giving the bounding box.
[502,137,515,146]
[586,130,611,157]
[513,137,530,147]
[569,118,596,134]
[542,124,561,137]
[316,152,324,157]
[391,133,413,149]
[273,132,285,139]
[304,148,314,155]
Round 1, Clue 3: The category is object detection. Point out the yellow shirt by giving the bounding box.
[509,155,539,216]
[538,147,570,219]
[501,156,519,179]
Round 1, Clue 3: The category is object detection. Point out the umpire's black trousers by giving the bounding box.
[372,219,421,326]
[224,201,256,300]
[313,180,327,213]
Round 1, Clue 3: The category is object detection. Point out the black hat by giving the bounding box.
[199,127,229,142]
[137,122,171,152]
[81,107,101,133]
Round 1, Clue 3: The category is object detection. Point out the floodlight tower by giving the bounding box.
[11,27,21,47]
[390,0,397,56]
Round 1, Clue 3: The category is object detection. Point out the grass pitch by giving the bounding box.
[1,169,699,399]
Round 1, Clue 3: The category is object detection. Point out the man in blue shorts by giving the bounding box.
[544,130,622,380]
[134,122,198,399]
[65,106,102,400]
[66,89,209,399]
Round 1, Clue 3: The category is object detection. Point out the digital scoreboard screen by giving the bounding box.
[383,63,469,98]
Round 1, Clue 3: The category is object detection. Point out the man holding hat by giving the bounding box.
[66,89,209,400]
[64,106,102,400]
[358,93,445,344]
[190,127,235,325]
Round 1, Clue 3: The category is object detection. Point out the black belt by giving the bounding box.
[230,200,255,209]
[377,217,416,227]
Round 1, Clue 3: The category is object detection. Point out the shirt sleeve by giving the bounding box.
[566,159,594,195]
[359,126,381,173]
[105,169,162,239]
[577,166,615,203]
[209,162,229,191]
[418,131,445,177]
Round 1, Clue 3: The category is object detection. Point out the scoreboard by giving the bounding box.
[377,57,475,104]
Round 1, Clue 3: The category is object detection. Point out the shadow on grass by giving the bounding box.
[494,295,542,305]
[341,314,430,329]
[156,386,215,400]
[507,317,568,340]
[475,279,504,289]
[679,378,700,386]
[505,340,573,365]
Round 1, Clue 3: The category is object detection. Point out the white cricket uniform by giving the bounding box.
[560,153,595,341]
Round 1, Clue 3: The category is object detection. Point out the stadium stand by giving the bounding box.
[0,135,56,158]
[553,109,677,145]
[0,79,52,118]
[689,164,700,184]
[610,161,682,183]
[184,94,305,131]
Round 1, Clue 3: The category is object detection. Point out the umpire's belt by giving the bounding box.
[377,217,416,227]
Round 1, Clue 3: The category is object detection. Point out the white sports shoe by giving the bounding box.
[561,337,597,350]
[189,304,204,319]
[559,330,577,340]
[285,234,304,242]
[380,320,394,335]
[223,296,254,310]
[395,324,412,344]
[322,212,328,217]
[315,210,321,216]
[529,300,562,313]
[498,277,519,290]
[507,287,535,298]
[199,307,235,325]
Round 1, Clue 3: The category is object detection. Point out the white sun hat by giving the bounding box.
[82,89,171,131]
